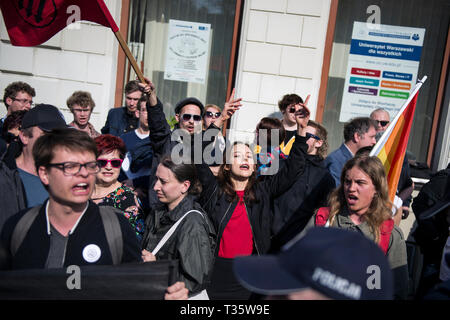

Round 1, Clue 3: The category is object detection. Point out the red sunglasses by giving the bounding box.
[97,158,123,168]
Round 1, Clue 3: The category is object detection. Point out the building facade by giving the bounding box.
[1,0,449,171]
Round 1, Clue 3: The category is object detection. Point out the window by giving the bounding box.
[127,0,239,118]
[322,0,449,163]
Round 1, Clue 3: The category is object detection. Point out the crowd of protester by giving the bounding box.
[0,79,448,300]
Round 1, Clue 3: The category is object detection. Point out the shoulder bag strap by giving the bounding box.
[152,210,203,255]
[11,205,42,256]
[379,219,394,255]
[98,206,123,265]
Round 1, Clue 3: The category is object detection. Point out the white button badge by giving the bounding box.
[82,244,101,263]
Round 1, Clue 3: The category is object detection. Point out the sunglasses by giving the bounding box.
[205,111,221,118]
[97,158,123,168]
[181,113,202,122]
[288,105,310,117]
[306,132,321,141]
[376,120,389,127]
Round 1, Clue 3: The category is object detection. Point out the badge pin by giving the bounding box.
[82,244,101,263]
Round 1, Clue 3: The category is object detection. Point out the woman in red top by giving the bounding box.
[196,94,310,299]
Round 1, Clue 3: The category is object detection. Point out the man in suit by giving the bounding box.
[324,117,377,186]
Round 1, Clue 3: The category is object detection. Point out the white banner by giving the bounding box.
[339,22,425,122]
[164,19,211,84]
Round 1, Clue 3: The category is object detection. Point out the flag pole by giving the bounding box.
[114,31,146,84]
[370,75,427,156]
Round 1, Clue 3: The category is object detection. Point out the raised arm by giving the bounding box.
[213,88,242,129]
[139,78,172,159]
[260,97,310,197]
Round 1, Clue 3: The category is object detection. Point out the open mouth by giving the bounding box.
[347,194,358,205]
[73,183,89,194]
[240,164,250,170]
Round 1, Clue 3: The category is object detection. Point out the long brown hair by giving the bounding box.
[217,142,258,204]
[327,156,392,242]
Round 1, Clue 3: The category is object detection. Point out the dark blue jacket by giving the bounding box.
[324,143,353,186]
[101,107,139,137]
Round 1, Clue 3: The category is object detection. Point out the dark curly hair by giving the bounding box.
[3,81,36,110]
[278,93,303,113]
[343,117,378,143]
[66,91,96,111]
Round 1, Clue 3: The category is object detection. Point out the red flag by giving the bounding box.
[0,0,119,47]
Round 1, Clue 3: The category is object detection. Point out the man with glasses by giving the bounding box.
[137,77,241,207]
[1,81,35,133]
[370,108,391,137]
[143,89,205,207]
[0,128,188,300]
[0,104,68,232]
[101,80,142,136]
[67,91,100,138]
[174,97,205,135]
[278,93,310,155]
[324,117,377,186]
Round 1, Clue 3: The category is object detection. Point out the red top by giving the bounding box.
[218,191,254,258]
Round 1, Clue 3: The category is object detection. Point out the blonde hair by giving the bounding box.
[327,156,392,242]
[205,104,221,113]
[307,120,328,159]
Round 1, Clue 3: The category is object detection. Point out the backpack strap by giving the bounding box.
[11,205,42,256]
[315,207,394,255]
[315,207,331,227]
[379,219,394,255]
[98,206,123,265]
[152,210,204,255]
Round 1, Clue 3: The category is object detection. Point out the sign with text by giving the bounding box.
[164,19,211,84]
[339,22,425,122]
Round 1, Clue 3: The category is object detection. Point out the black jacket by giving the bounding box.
[196,131,307,256]
[146,99,218,208]
[142,195,215,294]
[270,153,336,251]
[0,200,141,270]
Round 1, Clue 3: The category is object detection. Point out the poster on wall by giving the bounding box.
[339,21,425,122]
[164,19,211,84]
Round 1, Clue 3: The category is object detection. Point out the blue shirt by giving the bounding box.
[17,168,48,208]
[120,130,152,181]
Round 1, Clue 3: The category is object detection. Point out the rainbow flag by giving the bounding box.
[370,76,427,202]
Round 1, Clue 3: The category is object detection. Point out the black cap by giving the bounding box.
[233,227,394,300]
[174,97,204,115]
[21,104,67,132]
